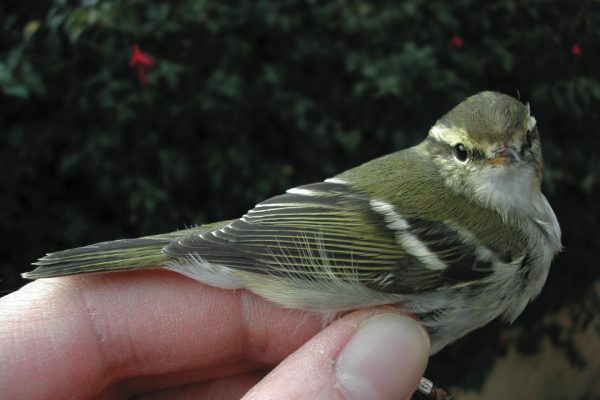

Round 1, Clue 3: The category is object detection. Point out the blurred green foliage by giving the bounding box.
[2,0,600,391]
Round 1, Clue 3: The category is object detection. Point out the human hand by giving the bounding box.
[1,270,429,399]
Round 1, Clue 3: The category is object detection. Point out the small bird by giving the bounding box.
[25,91,561,359]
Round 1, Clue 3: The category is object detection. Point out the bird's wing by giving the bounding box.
[164,181,494,294]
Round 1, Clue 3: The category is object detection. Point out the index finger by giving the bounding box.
[0,270,324,399]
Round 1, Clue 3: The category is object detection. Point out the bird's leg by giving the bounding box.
[412,377,449,400]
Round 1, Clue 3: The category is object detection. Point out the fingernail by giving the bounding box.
[335,313,430,400]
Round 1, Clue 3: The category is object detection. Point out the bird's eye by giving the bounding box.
[525,130,533,149]
[454,143,468,162]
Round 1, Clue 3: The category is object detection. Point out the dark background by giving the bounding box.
[2,1,600,398]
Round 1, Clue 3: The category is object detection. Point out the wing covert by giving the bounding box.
[164,181,495,293]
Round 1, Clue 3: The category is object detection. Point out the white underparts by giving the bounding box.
[165,255,245,289]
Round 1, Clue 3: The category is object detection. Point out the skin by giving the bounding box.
[1,269,429,400]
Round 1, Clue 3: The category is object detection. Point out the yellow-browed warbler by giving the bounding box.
[26,91,561,366]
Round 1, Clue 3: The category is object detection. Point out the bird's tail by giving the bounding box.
[24,223,231,279]
[23,236,173,279]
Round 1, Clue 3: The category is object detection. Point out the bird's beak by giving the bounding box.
[487,147,521,166]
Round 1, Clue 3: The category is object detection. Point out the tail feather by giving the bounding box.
[24,222,233,279]
[24,237,173,279]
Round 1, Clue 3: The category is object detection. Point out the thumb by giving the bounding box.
[336,312,430,400]
[243,311,430,400]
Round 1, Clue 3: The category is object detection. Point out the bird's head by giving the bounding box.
[425,91,543,216]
